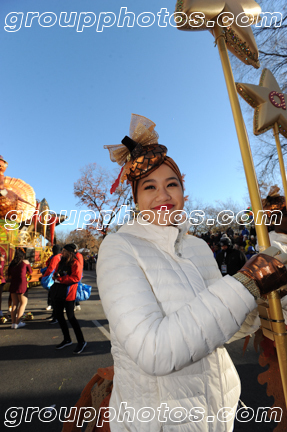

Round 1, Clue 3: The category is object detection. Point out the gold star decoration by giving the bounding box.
[175,0,261,68]
[236,69,287,138]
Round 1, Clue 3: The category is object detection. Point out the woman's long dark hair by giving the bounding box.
[58,250,77,275]
[8,249,25,269]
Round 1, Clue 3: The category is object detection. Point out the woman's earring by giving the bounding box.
[135,203,139,211]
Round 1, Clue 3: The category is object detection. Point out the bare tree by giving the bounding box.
[184,197,246,236]
[254,2,287,90]
[65,229,102,253]
[54,230,70,247]
[74,163,131,238]
[54,228,103,253]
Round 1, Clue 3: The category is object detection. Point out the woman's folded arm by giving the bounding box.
[97,234,257,376]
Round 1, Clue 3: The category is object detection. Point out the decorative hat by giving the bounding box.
[105,114,183,195]
[0,155,8,165]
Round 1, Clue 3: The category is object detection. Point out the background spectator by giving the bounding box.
[216,237,247,276]
[8,248,32,329]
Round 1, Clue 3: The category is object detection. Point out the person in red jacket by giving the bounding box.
[50,243,87,354]
[43,244,62,323]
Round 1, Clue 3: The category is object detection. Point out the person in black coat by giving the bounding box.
[216,237,247,276]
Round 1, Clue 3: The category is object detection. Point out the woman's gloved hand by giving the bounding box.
[233,246,287,299]
[53,272,60,281]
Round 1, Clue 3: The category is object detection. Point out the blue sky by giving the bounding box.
[0,0,277,233]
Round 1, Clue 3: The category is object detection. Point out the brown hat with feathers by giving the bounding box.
[105,114,183,201]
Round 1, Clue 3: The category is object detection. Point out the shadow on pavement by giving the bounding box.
[0,340,111,361]
[0,390,94,432]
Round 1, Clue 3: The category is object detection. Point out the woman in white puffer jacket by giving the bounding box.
[97,114,287,432]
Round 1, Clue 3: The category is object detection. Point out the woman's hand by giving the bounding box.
[234,247,287,298]
[53,273,60,281]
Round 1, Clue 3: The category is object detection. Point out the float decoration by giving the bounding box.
[257,351,287,432]
[237,69,287,209]
[237,69,287,138]
[0,155,36,222]
[33,201,40,234]
[0,156,64,289]
[49,216,58,246]
[175,0,261,67]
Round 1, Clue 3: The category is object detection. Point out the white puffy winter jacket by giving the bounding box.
[97,218,260,432]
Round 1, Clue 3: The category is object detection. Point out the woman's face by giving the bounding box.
[62,249,69,259]
[137,163,185,226]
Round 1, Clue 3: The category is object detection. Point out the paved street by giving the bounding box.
[0,272,279,431]
[0,271,112,432]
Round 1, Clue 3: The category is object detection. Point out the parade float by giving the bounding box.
[0,155,63,289]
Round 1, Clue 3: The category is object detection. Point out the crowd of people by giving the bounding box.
[197,227,258,276]
[83,254,97,271]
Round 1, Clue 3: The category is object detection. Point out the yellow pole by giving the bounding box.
[274,122,287,210]
[213,24,287,407]
[268,291,287,402]
[213,25,270,250]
